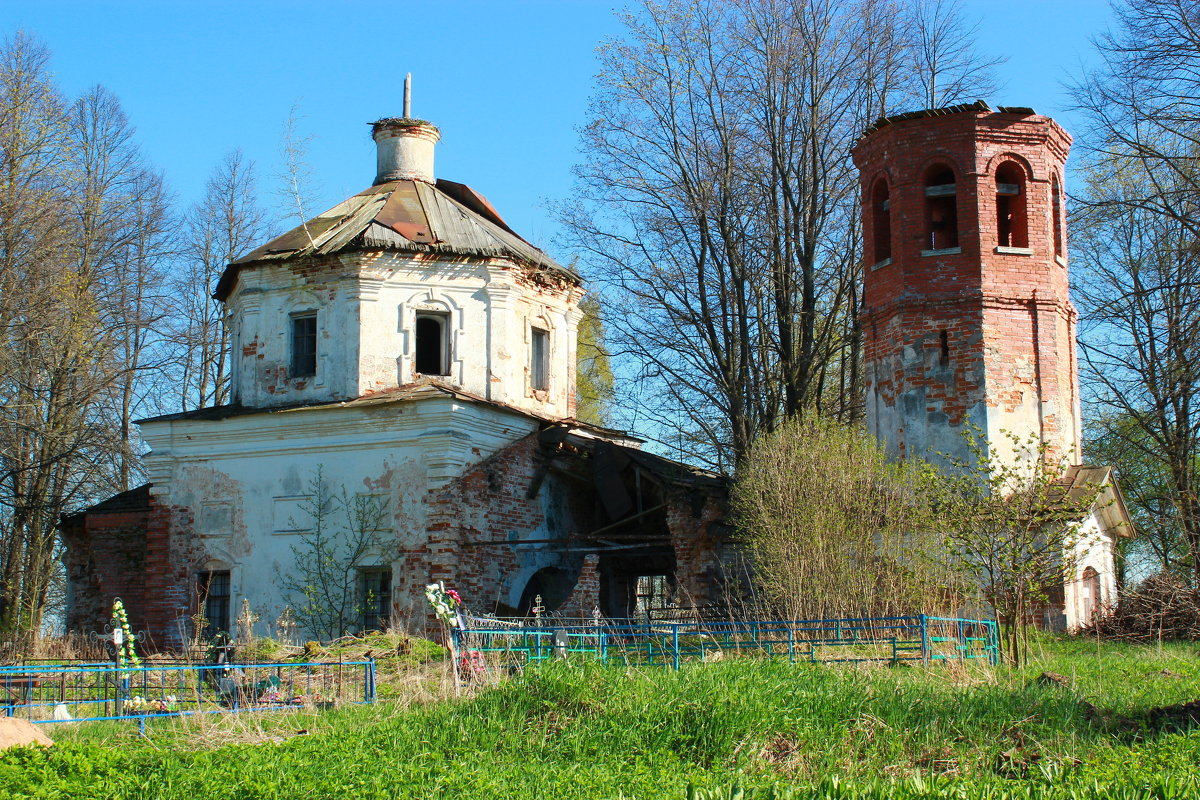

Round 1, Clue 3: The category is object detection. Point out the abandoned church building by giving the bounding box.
[62,101,1130,647]
[61,113,728,649]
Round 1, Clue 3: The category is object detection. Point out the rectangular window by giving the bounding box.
[634,574,672,618]
[531,328,549,391]
[414,312,450,376]
[360,568,392,632]
[197,570,231,638]
[291,313,317,377]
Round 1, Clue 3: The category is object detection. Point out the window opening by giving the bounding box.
[197,570,231,638]
[360,568,392,632]
[290,313,317,377]
[531,327,549,391]
[1080,566,1101,628]
[939,330,950,367]
[995,162,1028,248]
[1052,175,1064,258]
[634,574,673,619]
[924,166,958,250]
[414,312,450,375]
[871,178,891,263]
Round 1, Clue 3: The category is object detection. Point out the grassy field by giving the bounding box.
[1,636,1198,799]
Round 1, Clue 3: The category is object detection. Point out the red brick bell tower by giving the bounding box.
[853,102,1081,470]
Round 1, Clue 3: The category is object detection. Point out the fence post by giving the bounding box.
[365,659,376,703]
[672,625,680,671]
[920,615,929,664]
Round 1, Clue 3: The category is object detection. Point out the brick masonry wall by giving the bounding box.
[62,510,150,636]
[408,432,597,631]
[853,109,1080,467]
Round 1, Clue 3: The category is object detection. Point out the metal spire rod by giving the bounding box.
[403,73,412,119]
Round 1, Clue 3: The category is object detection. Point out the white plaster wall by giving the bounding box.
[228,258,362,407]
[140,398,539,639]
[1063,510,1118,632]
[865,347,987,468]
[228,252,581,419]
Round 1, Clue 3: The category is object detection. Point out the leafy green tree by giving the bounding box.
[928,430,1100,666]
[575,294,614,427]
[1086,414,1190,584]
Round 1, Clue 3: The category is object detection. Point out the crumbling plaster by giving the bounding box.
[139,395,546,643]
[227,252,582,419]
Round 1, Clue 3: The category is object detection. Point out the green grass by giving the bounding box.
[2,636,1199,799]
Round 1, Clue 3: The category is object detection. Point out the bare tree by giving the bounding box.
[69,86,174,491]
[562,0,905,469]
[904,0,1006,108]
[103,167,174,490]
[1072,161,1200,582]
[0,37,167,634]
[1070,0,1200,239]
[732,415,945,620]
[562,0,997,469]
[1070,0,1200,582]
[168,150,265,411]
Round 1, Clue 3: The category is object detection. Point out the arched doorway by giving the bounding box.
[1080,567,1101,628]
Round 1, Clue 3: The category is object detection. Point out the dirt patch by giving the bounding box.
[0,718,53,750]
[1145,700,1200,732]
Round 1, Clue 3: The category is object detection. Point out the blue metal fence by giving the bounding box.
[456,614,998,669]
[1,660,376,729]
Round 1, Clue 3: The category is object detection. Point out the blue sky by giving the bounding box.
[1,0,1117,258]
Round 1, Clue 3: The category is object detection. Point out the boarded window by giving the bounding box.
[291,313,317,377]
[360,568,392,632]
[198,570,231,638]
[924,165,958,250]
[531,328,549,391]
[995,162,1028,248]
[415,312,450,375]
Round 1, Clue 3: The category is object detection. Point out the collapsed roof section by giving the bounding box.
[214,177,579,301]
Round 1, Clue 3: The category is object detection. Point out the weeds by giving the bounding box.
[1,636,1198,799]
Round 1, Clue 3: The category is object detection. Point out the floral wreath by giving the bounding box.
[424,582,463,628]
[111,598,141,670]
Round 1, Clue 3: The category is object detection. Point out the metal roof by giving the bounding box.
[861,101,1038,138]
[214,177,578,301]
[1051,464,1136,538]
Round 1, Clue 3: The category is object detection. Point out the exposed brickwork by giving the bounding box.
[559,554,601,618]
[667,494,725,606]
[68,429,729,647]
[62,501,151,636]
[140,497,209,651]
[854,108,1081,467]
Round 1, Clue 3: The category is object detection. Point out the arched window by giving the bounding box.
[871,177,891,264]
[924,165,958,251]
[414,312,450,375]
[995,162,1028,248]
[1052,175,1064,258]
